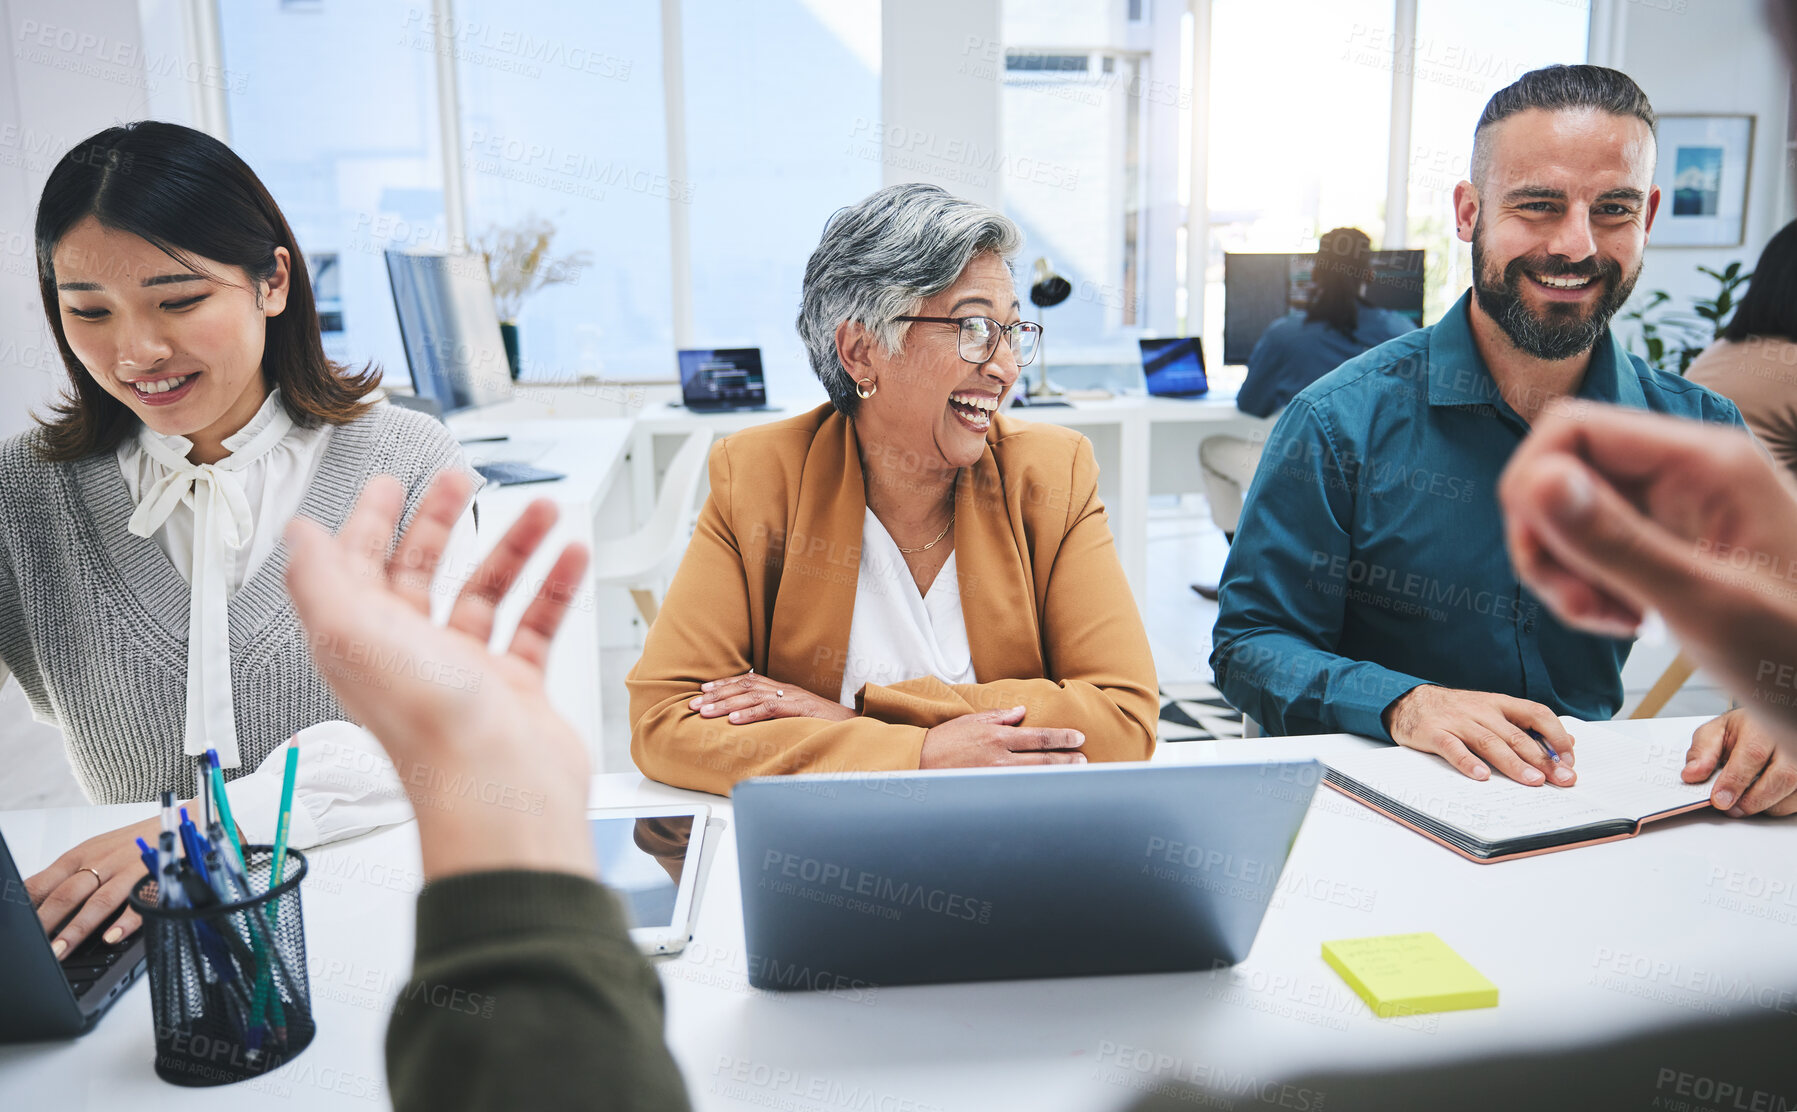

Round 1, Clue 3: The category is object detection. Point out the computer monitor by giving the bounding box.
[1222,249,1426,366]
[384,250,514,416]
[677,347,771,411]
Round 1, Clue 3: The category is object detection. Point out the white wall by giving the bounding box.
[880,0,1002,208]
[0,0,208,443]
[1619,0,1792,321]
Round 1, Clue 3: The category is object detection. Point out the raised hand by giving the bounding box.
[284,471,594,880]
[1500,404,1797,742]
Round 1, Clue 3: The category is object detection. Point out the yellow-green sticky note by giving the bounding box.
[1321,933,1498,1018]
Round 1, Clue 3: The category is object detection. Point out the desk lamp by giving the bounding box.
[1027,257,1071,398]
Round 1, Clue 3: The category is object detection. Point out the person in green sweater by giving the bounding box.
[282,471,690,1111]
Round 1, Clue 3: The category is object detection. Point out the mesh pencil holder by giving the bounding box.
[127,846,315,1086]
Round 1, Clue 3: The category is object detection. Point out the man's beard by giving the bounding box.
[1470,219,1640,361]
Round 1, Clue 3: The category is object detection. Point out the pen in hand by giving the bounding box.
[1526,728,1579,786]
[1528,729,1561,764]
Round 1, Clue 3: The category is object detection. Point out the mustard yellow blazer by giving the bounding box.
[627,403,1158,794]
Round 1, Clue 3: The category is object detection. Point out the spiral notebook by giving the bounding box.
[1321,719,1714,863]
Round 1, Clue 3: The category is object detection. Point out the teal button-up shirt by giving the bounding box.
[1211,291,1744,740]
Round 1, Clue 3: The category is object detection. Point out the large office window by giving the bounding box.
[454,1,673,381]
[682,0,880,402]
[223,1,870,392]
[1200,0,1394,371]
[1405,0,1589,324]
[217,1,1594,388]
[1001,0,1170,363]
[219,0,449,382]
[1002,51,1150,361]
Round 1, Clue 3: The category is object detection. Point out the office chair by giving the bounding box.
[590,429,713,627]
[1630,651,1696,719]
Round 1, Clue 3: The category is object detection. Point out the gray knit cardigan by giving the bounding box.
[0,402,469,804]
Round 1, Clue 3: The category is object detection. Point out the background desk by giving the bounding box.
[3,716,1790,1109]
[1014,396,1270,599]
[631,393,1271,603]
[446,415,633,767]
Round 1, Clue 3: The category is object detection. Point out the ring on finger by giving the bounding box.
[776,689,784,698]
[78,866,103,888]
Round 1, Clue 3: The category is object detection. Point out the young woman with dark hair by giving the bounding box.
[6,121,480,958]
[1689,218,1797,478]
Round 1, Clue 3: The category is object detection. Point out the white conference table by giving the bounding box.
[631,393,1272,603]
[3,715,1792,1109]
[445,415,634,768]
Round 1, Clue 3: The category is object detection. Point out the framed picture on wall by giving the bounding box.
[1650,114,1755,247]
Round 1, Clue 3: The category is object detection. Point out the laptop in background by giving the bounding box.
[1140,337,1210,398]
[677,348,776,413]
[734,760,1317,989]
[0,829,146,1041]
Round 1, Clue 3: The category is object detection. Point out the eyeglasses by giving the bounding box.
[894,315,1043,367]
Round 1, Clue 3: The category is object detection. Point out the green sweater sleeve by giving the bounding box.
[386,870,693,1112]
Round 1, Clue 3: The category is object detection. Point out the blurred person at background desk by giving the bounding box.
[628,183,1157,796]
[1193,226,1416,598]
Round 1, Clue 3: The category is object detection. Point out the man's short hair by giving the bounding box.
[1470,64,1657,186]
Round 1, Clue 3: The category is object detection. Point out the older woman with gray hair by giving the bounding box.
[628,183,1158,794]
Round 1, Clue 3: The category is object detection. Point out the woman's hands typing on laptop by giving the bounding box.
[25,815,165,959]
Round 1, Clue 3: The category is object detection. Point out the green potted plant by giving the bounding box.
[1623,261,1752,376]
[473,216,593,380]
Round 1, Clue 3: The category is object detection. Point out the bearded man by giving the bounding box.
[1209,65,1789,816]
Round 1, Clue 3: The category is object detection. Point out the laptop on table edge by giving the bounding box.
[0,828,146,1041]
[733,759,1318,990]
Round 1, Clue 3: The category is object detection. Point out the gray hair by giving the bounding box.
[1470,65,1656,187]
[796,183,1023,417]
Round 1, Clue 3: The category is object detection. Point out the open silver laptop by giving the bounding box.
[734,760,1317,989]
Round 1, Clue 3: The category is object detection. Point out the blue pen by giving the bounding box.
[177,808,197,862]
[178,808,212,889]
[134,837,159,886]
[1527,729,1562,764]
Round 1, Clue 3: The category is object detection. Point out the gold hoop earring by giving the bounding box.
[856,378,877,400]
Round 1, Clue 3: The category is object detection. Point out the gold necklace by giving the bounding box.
[897,510,955,554]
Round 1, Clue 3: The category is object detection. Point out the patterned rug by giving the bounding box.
[1158,680,1245,742]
